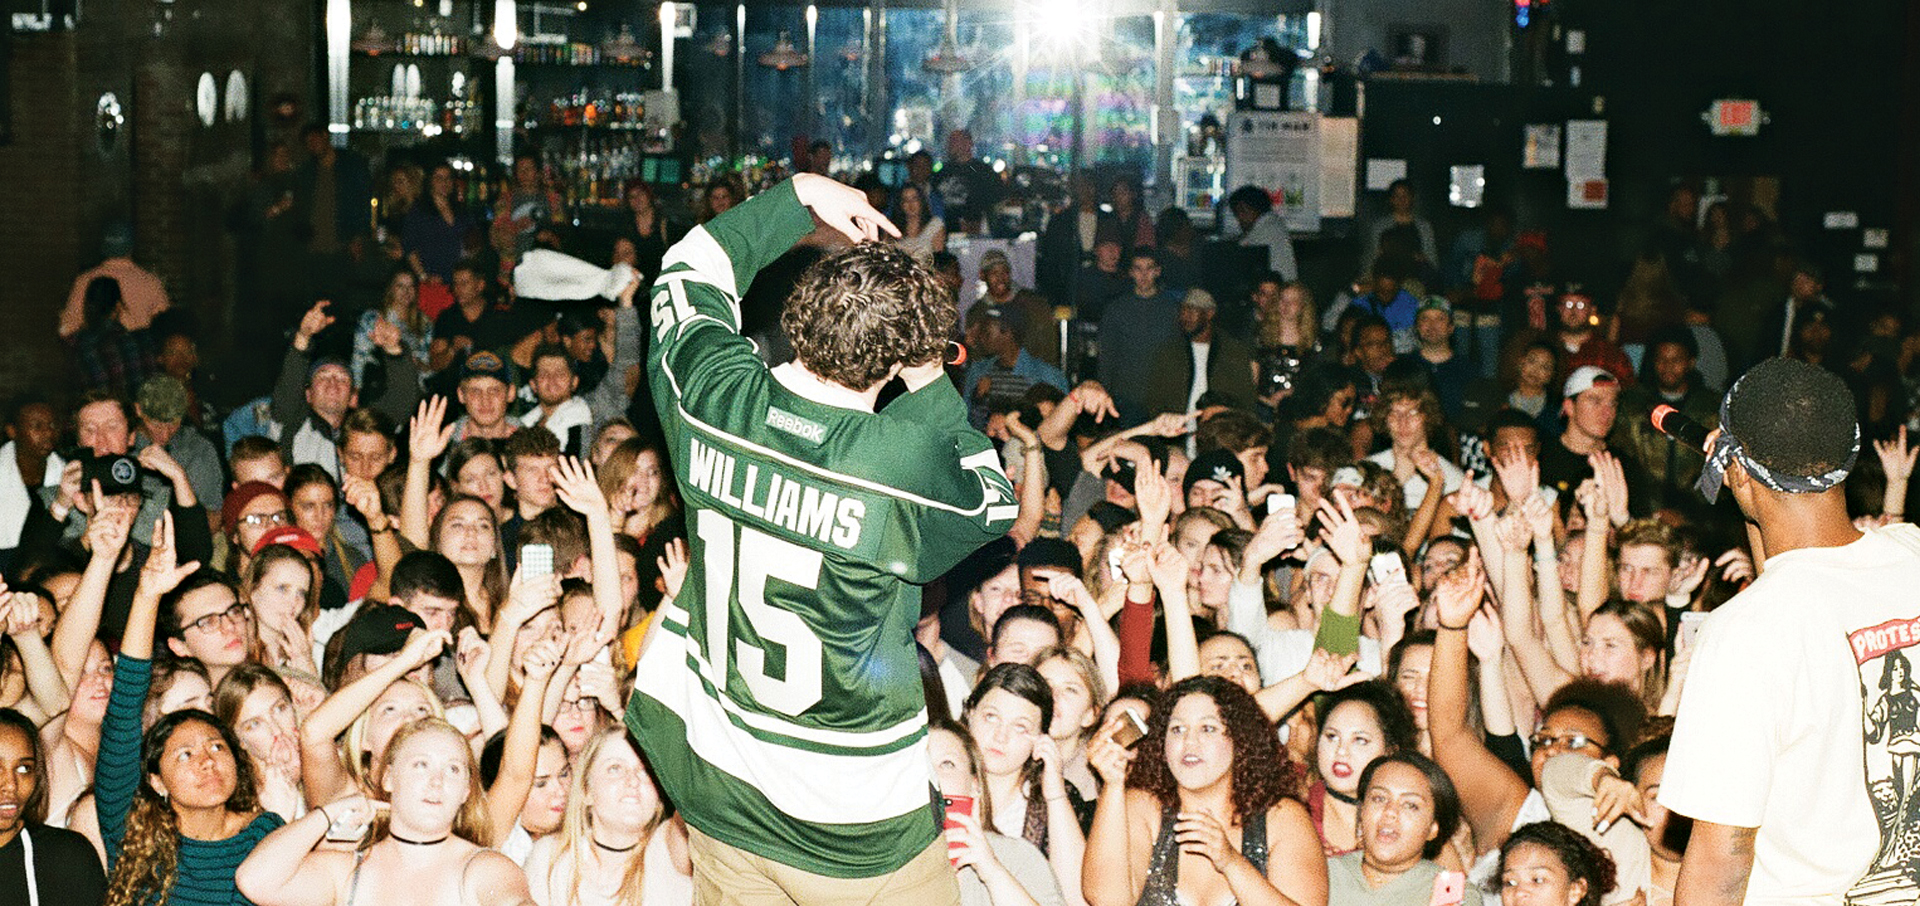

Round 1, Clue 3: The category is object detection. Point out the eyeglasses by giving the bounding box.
[1529,731,1605,754]
[239,510,292,528]
[183,602,251,635]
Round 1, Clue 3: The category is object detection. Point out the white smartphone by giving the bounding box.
[1678,611,1708,650]
[520,543,554,580]
[1267,492,1296,517]
[1369,551,1409,587]
[1106,546,1126,583]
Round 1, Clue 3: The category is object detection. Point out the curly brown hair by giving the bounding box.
[104,710,261,906]
[781,242,952,392]
[1126,676,1301,822]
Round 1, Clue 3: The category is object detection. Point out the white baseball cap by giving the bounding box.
[1563,365,1620,399]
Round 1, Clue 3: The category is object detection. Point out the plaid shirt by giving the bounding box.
[71,323,157,397]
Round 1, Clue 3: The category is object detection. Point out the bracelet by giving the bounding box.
[1438,620,1471,631]
[316,804,334,826]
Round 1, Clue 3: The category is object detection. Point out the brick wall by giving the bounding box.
[0,0,314,408]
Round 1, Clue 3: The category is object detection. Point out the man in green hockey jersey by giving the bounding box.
[627,173,1016,904]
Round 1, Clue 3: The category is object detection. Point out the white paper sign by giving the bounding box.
[1824,211,1860,230]
[1865,228,1890,250]
[1564,120,1607,180]
[1227,111,1322,233]
[1319,117,1358,219]
[1567,178,1609,210]
[1448,165,1485,208]
[1856,253,1880,273]
[1365,158,1407,191]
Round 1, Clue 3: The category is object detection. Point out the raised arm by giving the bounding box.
[1048,572,1120,695]
[1003,413,1049,549]
[487,637,561,845]
[1151,542,1200,683]
[2,587,70,723]
[549,456,623,631]
[1876,427,1916,520]
[1494,510,1573,707]
[1401,449,1447,559]
[1311,497,1369,657]
[341,475,403,605]
[401,396,455,549]
[53,496,130,690]
[1522,494,1581,671]
[1082,723,1145,906]
[484,568,561,703]
[1574,478,1612,620]
[300,627,450,805]
[1428,550,1531,856]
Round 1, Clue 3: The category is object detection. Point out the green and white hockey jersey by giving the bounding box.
[626,179,1017,878]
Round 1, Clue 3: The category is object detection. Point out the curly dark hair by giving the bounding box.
[1501,821,1617,906]
[781,242,952,391]
[104,709,261,906]
[1127,676,1300,822]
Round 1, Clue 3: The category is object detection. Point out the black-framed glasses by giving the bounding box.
[183,602,251,634]
[238,510,291,528]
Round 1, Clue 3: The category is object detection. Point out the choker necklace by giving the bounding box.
[1324,786,1359,806]
[390,830,451,846]
[592,836,640,854]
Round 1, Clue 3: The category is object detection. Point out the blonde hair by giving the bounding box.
[344,678,445,793]
[1259,281,1319,349]
[545,728,661,904]
[371,717,493,847]
[1033,645,1108,743]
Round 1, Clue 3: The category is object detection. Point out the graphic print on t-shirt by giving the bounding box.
[1847,617,1920,902]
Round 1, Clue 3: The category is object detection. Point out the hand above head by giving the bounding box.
[370,314,403,356]
[549,456,610,522]
[1299,648,1365,692]
[409,396,456,463]
[294,301,335,351]
[1876,425,1919,483]
[341,475,386,525]
[1067,382,1119,423]
[136,511,201,601]
[1086,718,1138,787]
[398,627,454,672]
[791,173,901,244]
[1449,471,1494,522]
[1316,496,1366,566]
[1431,548,1485,629]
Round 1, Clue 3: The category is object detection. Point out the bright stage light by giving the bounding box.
[1028,0,1094,60]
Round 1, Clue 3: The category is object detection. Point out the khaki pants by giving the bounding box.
[688,826,960,906]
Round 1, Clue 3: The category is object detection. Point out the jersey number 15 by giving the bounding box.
[696,510,826,716]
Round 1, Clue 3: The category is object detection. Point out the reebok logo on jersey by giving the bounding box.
[766,406,826,444]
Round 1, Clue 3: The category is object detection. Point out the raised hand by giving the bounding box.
[294,300,336,350]
[1876,426,1919,484]
[1086,716,1138,786]
[136,511,200,600]
[1146,542,1190,592]
[1317,496,1366,565]
[1716,547,1755,585]
[520,636,563,684]
[399,627,453,672]
[1118,543,1154,587]
[408,396,456,463]
[1045,571,1097,614]
[549,456,610,522]
[575,660,621,712]
[1299,648,1365,692]
[84,493,133,556]
[137,444,185,485]
[341,475,387,528]
[1494,511,1533,554]
[1410,446,1443,480]
[1592,771,1648,833]
[791,173,901,243]
[1449,471,1495,522]
[561,610,613,666]
[1133,466,1173,536]
[1592,452,1630,525]
[1668,552,1710,600]
[1067,382,1119,423]
[454,627,492,682]
[1520,491,1554,538]
[1003,410,1039,447]
[657,537,689,601]
[1574,478,1608,529]
[1465,605,1505,662]
[1032,732,1069,801]
[500,568,563,628]
[369,313,403,356]
[1431,549,1484,629]
[1243,510,1306,574]
[1145,412,1196,439]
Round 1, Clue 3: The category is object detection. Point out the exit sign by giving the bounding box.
[1705,99,1764,136]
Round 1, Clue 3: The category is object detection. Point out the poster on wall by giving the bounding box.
[1320,117,1358,219]
[1227,110,1321,234]
[1523,124,1561,169]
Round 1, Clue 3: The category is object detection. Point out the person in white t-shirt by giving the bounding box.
[1662,357,1920,906]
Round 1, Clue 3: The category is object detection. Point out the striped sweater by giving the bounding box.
[98,655,283,905]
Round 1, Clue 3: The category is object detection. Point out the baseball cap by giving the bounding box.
[332,603,426,667]
[975,305,1024,336]
[1184,448,1245,499]
[458,350,512,386]
[1329,465,1365,489]
[1181,288,1217,311]
[251,525,322,558]
[1562,365,1620,399]
[136,375,189,424]
[979,249,1012,274]
[1417,297,1453,318]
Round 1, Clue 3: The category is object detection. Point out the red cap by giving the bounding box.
[252,525,322,558]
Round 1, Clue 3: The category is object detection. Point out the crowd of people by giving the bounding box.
[4,127,1912,906]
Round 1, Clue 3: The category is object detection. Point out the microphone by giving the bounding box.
[1651,404,1710,452]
